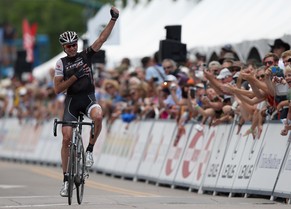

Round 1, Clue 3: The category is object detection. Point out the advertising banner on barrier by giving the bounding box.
[158,123,193,185]
[201,124,233,192]
[146,121,177,181]
[36,120,62,164]
[272,139,291,198]
[214,124,250,193]
[97,119,123,172]
[0,117,21,159]
[136,121,175,180]
[173,125,216,189]
[124,120,154,178]
[247,123,288,196]
[230,123,268,194]
[91,120,108,168]
[112,121,141,176]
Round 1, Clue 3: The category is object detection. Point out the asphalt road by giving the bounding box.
[0,160,289,209]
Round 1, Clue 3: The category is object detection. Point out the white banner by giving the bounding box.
[214,124,250,192]
[230,123,268,194]
[247,123,288,196]
[174,125,215,189]
[136,121,175,180]
[124,120,154,178]
[272,138,291,198]
[158,123,192,185]
[96,119,123,172]
[147,122,177,181]
[200,124,232,192]
[112,121,141,176]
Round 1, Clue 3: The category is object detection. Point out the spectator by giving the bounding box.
[270,39,290,70]
[281,50,291,67]
[100,79,125,126]
[158,74,182,119]
[142,52,166,86]
[278,65,291,135]
[208,61,222,76]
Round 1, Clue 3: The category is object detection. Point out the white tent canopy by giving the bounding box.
[33,0,291,80]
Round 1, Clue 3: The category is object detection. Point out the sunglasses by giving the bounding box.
[283,58,291,65]
[65,43,77,49]
[263,61,274,66]
[105,85,113,90]
[229,66,241,72]
[256,74,265,79]
[163,65,173,70]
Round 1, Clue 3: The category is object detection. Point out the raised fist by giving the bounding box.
[110,7,119,21]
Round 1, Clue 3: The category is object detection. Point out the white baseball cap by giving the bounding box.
[217,68,232,79]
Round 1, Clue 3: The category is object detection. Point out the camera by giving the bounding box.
[190,87,196,98]
[271,66,280,74]
[270,66,284,77]
[153,77,159,82]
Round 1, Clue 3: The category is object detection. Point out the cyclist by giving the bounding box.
[54,6,119,197]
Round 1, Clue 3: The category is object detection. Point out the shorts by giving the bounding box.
[63,93,101,123]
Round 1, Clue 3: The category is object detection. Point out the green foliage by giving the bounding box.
[0,0,98,60]
[0,0,144,62]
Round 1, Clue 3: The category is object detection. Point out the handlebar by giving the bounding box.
[53,119,95,139]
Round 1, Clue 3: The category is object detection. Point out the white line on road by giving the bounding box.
[0,185,26,189]
[0,203,67,208]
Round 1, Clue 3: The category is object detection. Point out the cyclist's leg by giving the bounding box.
[88,103,103,145]
[85,98,102,167]
[60,95,78,196]
[61,126,73,176]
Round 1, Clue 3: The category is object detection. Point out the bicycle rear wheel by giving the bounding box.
[76,134,85,204]
[68,144,76,205]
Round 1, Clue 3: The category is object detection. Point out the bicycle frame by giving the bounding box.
[54,114,94,205]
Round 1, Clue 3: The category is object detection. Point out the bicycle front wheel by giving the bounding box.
[76,133,85,204]
[68,144,76,205]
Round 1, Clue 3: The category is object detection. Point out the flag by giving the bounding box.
[22,19,37,63]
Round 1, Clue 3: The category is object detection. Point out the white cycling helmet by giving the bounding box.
[59,31,78,45]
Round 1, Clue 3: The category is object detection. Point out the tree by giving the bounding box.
[0,0,92,59]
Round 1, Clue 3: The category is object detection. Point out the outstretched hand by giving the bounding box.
[110,7,119,21]
[75,64,90,79]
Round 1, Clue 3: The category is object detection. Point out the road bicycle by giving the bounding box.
[53,114,94,205]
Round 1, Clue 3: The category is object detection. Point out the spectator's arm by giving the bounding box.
[240,71,267,99]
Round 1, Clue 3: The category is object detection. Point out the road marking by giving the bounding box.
[0,203,67,208]
[0,185,26,189]
[28,166,158,197]
[0,195,59,199]
[86,179,158,197]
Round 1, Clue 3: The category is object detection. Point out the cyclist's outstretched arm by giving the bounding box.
[91,6,119,52]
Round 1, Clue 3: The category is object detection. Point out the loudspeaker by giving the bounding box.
[165,25,181,42]
[92,50,106,64]
[82,38,89,49]
[14,50,32,74]
[159,40,187,63]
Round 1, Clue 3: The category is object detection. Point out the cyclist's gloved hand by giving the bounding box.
[75,64,90,79]
[110,7,119,21]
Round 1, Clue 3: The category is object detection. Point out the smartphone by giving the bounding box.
[190,87,196,98]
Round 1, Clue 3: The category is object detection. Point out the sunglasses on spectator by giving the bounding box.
[105,85,113,90]
[229,66,241,72]
[65,43,77,49]
[263,61,274,66]
[163,65,173,70]
[256,74,265,79]
[283,58,291,65]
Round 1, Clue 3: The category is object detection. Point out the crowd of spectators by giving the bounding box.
[1,38,291,146]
